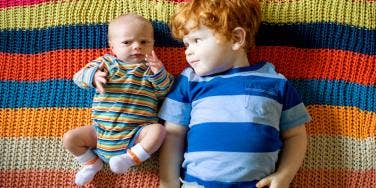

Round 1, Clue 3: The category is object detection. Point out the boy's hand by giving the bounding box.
[93,63,107,94]
[256,173,290,188]
[145,50,164,74]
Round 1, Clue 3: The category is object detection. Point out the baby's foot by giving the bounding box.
[75,159,103,186]
[109,154,135,174]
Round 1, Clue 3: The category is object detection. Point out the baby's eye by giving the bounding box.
[194,38,201,43]
[122,41,131,45]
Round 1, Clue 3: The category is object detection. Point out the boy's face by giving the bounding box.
[109,22,154,64]
[182,23,236,76]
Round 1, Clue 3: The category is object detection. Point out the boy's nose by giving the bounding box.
[185,47,192,56]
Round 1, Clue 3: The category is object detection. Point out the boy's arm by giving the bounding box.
[159,121,187,188]
[256,124,307,188]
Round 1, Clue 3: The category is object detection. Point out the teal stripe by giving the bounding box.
[1,79,375,112]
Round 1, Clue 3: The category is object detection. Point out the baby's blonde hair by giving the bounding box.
[108,13,154,41]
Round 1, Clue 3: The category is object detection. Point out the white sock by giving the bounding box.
[109,144,150,174]
[74,150,103,186]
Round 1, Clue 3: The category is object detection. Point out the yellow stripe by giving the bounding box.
[1,0,374,30]
[0,0,178,30]
[0,108,91,137]
[306,105,376,139]
[304,136,376,170]
[261,0,375,29]
[0,137,159,170]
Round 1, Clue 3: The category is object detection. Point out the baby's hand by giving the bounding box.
[93,63,107,94]
[145,50,164,74]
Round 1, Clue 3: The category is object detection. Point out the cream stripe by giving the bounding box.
[0,137,158,171]
[1,0,374,30]
[303,136,376,170]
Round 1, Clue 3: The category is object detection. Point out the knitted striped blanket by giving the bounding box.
[0,0,375,187]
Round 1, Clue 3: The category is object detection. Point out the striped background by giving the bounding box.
[0,0,375,187]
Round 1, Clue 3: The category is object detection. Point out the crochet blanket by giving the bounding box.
[0,0,375,187]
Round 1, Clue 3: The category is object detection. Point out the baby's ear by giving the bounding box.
[231,27,246,51]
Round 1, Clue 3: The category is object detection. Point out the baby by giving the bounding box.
[63,13,173,186]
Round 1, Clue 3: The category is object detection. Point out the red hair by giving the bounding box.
[171,0,261,50]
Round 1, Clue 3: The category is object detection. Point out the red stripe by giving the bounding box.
[0,0,62,8]
[2,47,374,85]
[0,169,158,187]
[1,48,187,81]
[249,46,376,85]
[292,168,376,188]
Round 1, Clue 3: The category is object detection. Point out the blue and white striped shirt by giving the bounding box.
[159,62,311,187]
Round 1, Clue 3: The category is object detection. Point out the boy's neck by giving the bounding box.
[232,50,250,68]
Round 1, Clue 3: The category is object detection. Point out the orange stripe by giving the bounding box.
[292,169,376,188]
[127,149,142,166]
[0,108,91,137]
[3,47,374,85]
[84,156,99,166]
[249,46,376,85]
[2,105,374,139]
[306,105,376,138]
[0,169,158,187]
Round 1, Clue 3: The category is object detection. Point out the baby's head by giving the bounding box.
[108,13,154,64]
[171,0,261,51]
[170,0,261,76]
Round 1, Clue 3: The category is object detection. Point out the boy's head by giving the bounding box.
[170,0,261,76]
[171,0,261,51]
[108,13,154,64]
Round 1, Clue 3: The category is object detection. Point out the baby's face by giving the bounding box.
[109,21,154,64]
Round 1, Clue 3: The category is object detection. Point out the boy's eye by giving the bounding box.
[141,40,150,44]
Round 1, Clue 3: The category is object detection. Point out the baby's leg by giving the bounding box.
[109,123,166,174]
[63,125,103,186]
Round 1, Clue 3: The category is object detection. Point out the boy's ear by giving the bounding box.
[231,27,246,51]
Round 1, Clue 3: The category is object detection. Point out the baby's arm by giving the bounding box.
[256,125,307,188]
[146,50,174,97]
[73,59,108,94]
[159,121,187,188]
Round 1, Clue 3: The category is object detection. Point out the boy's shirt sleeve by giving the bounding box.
[279,81,311,132]
[147,67,174,99]
[158,72,192,126]
[73,55,110,89]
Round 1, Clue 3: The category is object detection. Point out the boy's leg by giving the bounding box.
[63,125,103,186]
[109,123,166,174]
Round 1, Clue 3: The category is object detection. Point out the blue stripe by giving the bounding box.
[184,173,258,188]
[257,23,375,55]
[0,21,181,54]
[187,122,282,152]
[187,75,285,103]
[0,79,94,108]
[291,79,376,112]
[1,79,375,112]
[1,22,374,54]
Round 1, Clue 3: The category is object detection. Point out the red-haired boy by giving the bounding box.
[158,0,310,187]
